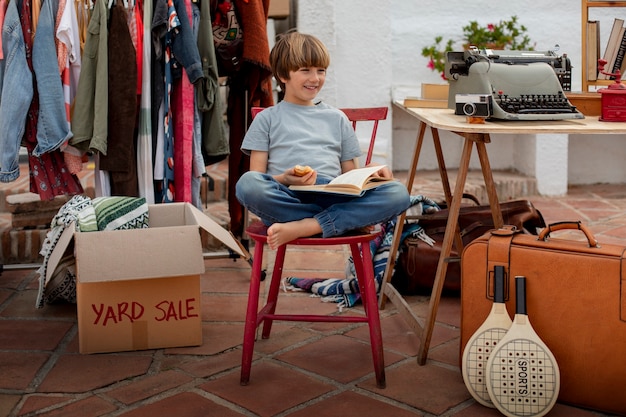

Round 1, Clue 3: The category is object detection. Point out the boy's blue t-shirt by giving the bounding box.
[241,101,362,179]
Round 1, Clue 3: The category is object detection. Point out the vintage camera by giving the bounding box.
[455,94,493,117]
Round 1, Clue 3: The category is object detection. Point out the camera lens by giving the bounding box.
[462,102,477,116]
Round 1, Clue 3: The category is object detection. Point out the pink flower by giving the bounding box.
[487,23,495,31]
[427,59,435,70]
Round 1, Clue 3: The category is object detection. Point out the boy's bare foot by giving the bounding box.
[267,218,322,250]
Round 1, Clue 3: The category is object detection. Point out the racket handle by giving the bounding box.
[515,276,527,315]
[494,265,505,303]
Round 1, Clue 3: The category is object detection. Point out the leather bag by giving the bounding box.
[211,0,244,76]
[392,199,545,294]
[460,222,626,415]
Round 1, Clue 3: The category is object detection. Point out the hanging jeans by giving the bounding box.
[0,0,33,182]
[31,0,72,157]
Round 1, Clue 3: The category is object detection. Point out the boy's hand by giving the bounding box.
[286,166,316,185]
[365,163,393,179]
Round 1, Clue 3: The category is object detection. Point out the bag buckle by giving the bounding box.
[490,225,518,236]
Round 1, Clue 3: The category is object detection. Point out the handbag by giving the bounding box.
[211,0,243,76]
[392,198,546,294]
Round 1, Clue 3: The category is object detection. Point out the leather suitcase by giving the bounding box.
[460,222,626,415]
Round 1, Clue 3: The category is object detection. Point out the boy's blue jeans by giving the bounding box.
[236,171,411,238]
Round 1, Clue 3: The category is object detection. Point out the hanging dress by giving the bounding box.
[171,0,194,203]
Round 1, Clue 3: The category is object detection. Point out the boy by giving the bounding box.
[235,32,410,250]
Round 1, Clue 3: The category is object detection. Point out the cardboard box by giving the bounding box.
[46,202,248,354]
[268,0,290,19]
[421,83,450,100]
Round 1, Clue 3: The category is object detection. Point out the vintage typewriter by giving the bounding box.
[445,48,584,120]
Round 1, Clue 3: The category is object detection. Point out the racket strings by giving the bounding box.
[489,339,558,414]
[465,329,508,401]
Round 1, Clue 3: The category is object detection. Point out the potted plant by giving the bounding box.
[421,16,535,81]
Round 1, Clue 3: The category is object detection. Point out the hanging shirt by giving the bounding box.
[55,0,84,174]
[70,0,109,155]
[137,0,156,203]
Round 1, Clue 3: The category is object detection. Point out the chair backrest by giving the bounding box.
[250,106,265,120]
[250,106,388,166]
[340,107,388,166]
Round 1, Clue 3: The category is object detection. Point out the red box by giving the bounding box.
[599,86,626,121]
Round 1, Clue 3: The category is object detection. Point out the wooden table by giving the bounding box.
[380,104,626,365]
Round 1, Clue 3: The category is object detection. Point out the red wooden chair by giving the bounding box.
[240,106,389,389]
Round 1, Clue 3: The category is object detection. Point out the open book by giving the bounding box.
[289,165,395,196]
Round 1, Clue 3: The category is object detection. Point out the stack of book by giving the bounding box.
[588,18,626,81]
[403,83,449,108]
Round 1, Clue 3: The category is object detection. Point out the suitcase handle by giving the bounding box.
[537,221,599,248]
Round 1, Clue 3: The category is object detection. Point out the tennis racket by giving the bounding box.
[486,276,560,417]
[462,265,512,407]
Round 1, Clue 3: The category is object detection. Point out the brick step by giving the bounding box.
[0,225,235,266]
[5,193,71,229]
[1,228,49,265]
[0,172,231,265]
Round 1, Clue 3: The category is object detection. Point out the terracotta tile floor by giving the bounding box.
[1,163,626,416]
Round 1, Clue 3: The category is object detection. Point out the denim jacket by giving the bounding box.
[0,0,34,182]
[152,0,203,84]
[31,0,72,156]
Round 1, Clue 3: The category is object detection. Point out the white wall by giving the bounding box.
[297,0,393,166]
[294,0,626,190]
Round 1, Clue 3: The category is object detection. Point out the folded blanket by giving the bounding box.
[92,196,149,231]
[36,195,149,308]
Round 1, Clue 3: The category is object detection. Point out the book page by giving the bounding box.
[328,165,386,187]
[289,165,390,196]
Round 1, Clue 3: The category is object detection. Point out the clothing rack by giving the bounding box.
[0,0,273,279]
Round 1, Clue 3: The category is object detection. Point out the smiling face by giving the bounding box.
[270,32,331,104]
[281,67,326,105]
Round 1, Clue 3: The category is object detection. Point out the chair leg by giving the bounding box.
[240,240,265,385]
[261,245,287,339]
[350,242,368,314]
[350,242,386,389]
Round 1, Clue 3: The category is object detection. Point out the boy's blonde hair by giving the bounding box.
[270,31,330,91]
